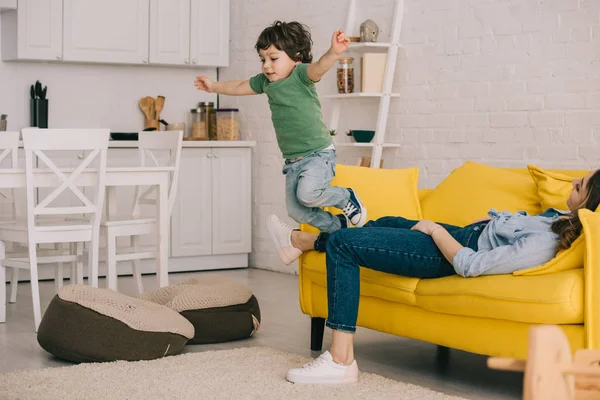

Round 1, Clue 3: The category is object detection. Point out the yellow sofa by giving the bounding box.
[298,162,598,361]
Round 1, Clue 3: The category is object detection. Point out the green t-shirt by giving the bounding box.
[249,64,332,159]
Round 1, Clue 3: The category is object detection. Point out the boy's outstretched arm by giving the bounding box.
[307,29,350,82]
[194,76,257,96]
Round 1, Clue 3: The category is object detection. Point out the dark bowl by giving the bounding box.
[350,130,375,143]
[110,132,138,141]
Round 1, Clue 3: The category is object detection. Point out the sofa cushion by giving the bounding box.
[513,234,585,276]
[421,161,542,226]
[328,164,422,222]
[301,252,420,307]
[528,165,589,211]
[37,285,194,363]
[415,269,583,324]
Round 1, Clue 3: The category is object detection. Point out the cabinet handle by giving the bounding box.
[213,153,219,159]
[192,59,197,65]
[206,153,212,158]
[185,59,190,64]
[77,151,84,160]
[56,55,62,60]
[142,59,149,64]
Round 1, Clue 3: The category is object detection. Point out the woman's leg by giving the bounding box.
[324,227,458,365]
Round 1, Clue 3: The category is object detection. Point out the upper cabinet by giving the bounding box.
[1,0,229,67]
[1,0,62,61]
[190,0,229,67]
[149,0,229,67]
[149,0,191,65]
[63,0,150,64]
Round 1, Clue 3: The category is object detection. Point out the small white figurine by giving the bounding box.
[360,19,379,42]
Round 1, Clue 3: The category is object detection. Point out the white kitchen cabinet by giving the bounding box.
[190,0,229,67]
[149,0,190,65]
[63,0,150,64]
[171,147,250,257]
[149,0,229,67]
[211,148,251,255]
[1,0,62,61]
[171,148,213,256]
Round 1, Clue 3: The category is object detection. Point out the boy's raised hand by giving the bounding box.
[194,75,214,92]
[331,29,350,55]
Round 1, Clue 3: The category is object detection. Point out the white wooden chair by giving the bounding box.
[102,131,182,293]
[0,128,109,330]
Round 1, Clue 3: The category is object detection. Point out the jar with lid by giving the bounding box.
[215,108,239,140]
[337,57,354,94]
[198,101,218,140]
[189,108,208,140]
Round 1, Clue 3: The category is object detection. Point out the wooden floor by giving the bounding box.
[0,268,522,400]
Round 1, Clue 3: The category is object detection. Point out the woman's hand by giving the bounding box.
[411,220,442,236]
[194,75,214,92]
[331,29,350,55]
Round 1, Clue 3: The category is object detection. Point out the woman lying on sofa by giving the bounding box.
[266,169,600,385]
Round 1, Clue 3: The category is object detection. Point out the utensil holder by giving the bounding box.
[30,99,48,128]
[144,119,159,130]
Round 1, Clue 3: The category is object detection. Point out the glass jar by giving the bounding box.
[337,57,354,94]
[189,108,208,140]
[215,108,239,140]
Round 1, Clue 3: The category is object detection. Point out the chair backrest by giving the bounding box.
[0,132,21,217]
[132,131,183,216]
[22,128,109,229]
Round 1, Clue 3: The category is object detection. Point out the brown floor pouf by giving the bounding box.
[37,285,194,363]
[139,275,261,344]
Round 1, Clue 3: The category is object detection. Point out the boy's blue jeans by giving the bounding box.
[316,216,487,333]
[283,149,349,233]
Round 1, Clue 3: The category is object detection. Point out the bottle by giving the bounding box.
[337,57,355,94]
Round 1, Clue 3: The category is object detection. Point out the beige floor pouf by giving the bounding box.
[37,285,194,363]
[139,275,261,344]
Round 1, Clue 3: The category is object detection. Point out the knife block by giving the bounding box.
[30,99,48,128]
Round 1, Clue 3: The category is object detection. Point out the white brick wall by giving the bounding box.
[221,0,600,274]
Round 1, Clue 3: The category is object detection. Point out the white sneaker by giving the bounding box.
[286,351,359,384]
[266,215,302,265]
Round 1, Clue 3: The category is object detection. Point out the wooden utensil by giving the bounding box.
[146,96,156,120]
[155,96,165,121]
[139,97,153,119]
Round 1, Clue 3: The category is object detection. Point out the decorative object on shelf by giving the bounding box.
[30,80,48,128]
[361,53,387,93]
[359,19,379,42]
[337,57,355,93]
[348,129,375,143]
[329,129,337,136]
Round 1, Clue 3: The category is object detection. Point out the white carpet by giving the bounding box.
[0,347,471,400]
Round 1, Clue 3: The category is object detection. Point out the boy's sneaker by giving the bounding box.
[342,188,367,227]
[336,213,350,229]
[286,351,359,384]
[266,215,302,265]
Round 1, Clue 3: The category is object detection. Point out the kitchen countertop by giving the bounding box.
[17,140,256,148]
[108,140,256,148]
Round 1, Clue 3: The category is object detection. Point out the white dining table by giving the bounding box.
[0,166,173,288]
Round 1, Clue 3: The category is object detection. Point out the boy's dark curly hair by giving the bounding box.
[255,21,313,63]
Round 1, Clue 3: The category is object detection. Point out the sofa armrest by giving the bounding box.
[580,209,600,348]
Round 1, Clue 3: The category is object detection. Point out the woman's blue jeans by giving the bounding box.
[315,216,486,333]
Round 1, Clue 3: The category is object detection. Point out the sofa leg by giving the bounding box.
[310,317,326,352]
[436,345,450,372]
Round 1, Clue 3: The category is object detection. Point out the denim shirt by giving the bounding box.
[453,208,570,277]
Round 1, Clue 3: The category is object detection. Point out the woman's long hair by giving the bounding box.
[551,170,600,250]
